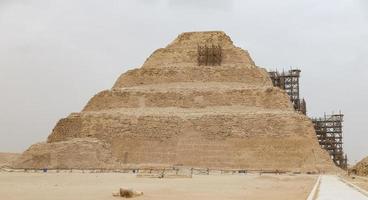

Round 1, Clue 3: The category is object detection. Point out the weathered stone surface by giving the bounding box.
[0,153,20,168]
[14,31,336,172]
[83,84,293,112]
[353,157,368,176]
[112,66,270,88]
[112,188,143,198]
[13,138,115,169]
[141,31,255,68]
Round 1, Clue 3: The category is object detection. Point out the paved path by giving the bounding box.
[316,175,368,200]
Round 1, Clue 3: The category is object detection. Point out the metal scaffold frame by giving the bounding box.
[197,44,222,66]
[312,113,347,169]
[268,69,306,115]
[268,68,347,169]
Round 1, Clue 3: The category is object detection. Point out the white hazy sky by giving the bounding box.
[0,0,367,164]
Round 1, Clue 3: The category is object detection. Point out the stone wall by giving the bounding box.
[47,115,82,142]
[112,66,271,88]
[43,109,334,172]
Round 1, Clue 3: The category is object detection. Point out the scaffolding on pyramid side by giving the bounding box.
[268,69,306,115]
[268,68,347,169]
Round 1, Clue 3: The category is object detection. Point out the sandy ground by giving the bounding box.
[0,172,316,200]
[343,175,368,191]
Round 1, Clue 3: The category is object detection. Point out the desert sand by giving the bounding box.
[343,175,368,191]
[0,172,316,200]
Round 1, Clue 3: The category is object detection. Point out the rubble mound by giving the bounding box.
[13,138,115,169]
[0,153,20,168]
[14,31,335,172]
[353,157,368,176]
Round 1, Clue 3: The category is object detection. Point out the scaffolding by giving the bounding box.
[312,113,347,169]
[268,69,347,169]
[268,69,306,115]
[197,44,222,66]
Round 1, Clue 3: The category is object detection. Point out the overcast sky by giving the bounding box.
[0,0,367,164]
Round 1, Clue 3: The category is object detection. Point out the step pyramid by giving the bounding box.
[14,31,335,172]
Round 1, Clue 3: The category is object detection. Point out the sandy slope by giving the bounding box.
[0,172,316,200]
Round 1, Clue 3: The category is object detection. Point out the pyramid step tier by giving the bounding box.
[84,83,292,111]
[113,66,272,88]
[49,106,311,143]
[44,107,332,172]
[142,31,255,68]
[142,46,254,68]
